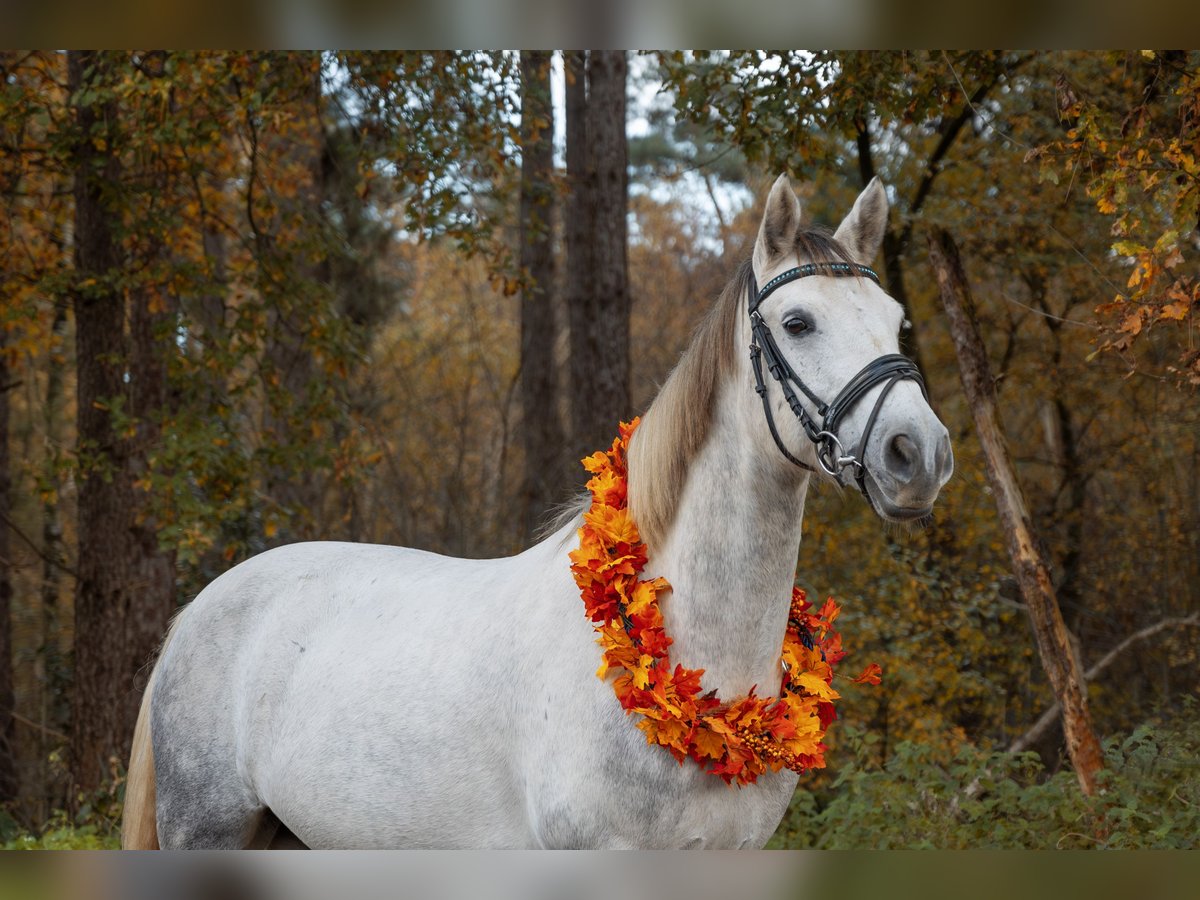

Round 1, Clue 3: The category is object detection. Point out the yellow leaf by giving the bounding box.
[632,654,655,689]
[627,577,668,616]
[1160,301,1190,321]
[794,671,841,702]
[583,504,639,546]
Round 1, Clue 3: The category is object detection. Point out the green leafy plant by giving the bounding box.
[770,700,1200,849]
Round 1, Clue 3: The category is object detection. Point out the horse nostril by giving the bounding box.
[885,433,918,482]
[936,430,953,478]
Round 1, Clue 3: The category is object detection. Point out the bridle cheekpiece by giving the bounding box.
[747,261,927,500]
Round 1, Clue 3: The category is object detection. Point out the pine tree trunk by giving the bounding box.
[517,51,564,541]
[68,51,174,794]
[567,50,630,461]
[928,228,1104,796]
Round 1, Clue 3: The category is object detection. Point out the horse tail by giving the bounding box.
[121,608,188,850]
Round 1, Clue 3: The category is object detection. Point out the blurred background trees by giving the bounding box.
[0,50,1196,847]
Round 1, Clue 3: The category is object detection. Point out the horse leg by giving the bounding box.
[153,762,264,849]
[150,702,263,848]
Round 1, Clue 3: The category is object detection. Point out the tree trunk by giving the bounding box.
[0,48,24,808]
[567,50,630,462]
[38,305,70,814]
[1034,297,1090,634]
[853,119,927,378]
[68,51,174,794]
[260,54,327,543]
[517,51,565,541]
[928,228,1104,796]
[0,335,17,803]
[564,50,593,465]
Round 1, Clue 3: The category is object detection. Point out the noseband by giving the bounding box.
[747,261,927,499]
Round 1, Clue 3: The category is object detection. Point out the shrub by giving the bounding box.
[2,759,124,851]
[770,699,1200,849]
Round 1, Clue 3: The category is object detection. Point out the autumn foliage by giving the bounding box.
[570,419,878,785]
[0,50,1197,847]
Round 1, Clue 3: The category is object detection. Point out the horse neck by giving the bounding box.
[649,382,811,700]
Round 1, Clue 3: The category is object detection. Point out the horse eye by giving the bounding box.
[784,317,810,336]
[901,318,912,333]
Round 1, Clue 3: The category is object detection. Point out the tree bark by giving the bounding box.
[564,50,594,463]
[38,304,70,817]
[517,51,565,541]
[567,50,630,462]
[928,227,1104,796]
[260,54,327,543]
[0,335,17,803]
[0,48,24,807]
[68,51,174,794]
[1032,290,1091,633]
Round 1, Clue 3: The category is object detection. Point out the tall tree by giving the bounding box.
[68,51,174,793]
[0,49,22,807]
[0,335,15,804]
[658,51,1024,375]
[257,53,331,544]
[517,51,564,540]
[567,50,631,461]
[929,228,1104,796]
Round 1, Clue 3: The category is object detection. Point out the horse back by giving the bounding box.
[150,539,567,847]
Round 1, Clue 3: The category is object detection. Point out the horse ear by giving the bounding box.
[833,177,889,266]
[753,174,802,278]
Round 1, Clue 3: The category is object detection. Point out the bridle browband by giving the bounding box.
[747,261,927,500]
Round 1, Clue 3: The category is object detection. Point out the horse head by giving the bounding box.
[747,174,953,521]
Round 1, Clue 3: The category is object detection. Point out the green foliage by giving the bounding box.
[3,820,119,850]
[2,763,124,850]
[770,701,1200,849]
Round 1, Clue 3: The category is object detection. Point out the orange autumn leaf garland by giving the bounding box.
[569,418,880,786]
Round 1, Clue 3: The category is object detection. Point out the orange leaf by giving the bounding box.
[689,724,727,761]
[852,663,883,685]
[817,597,841,626]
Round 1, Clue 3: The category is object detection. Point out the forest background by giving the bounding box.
[0,50,1197,849]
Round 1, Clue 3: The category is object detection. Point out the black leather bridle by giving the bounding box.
[747,261,927,499]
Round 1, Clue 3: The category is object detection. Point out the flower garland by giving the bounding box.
[569,418,881,786]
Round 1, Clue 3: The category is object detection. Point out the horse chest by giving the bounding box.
[531,757,797,849]
[525,682,798,849]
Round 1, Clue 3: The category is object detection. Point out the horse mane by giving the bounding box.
[627,224,857,551]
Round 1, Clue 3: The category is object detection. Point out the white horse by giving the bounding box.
[122,175,953,849]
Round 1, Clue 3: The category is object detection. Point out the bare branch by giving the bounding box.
[0,510,78,579]
[1009,613,1200,754]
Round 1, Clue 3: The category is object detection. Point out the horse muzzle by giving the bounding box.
[862,425,953,521]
